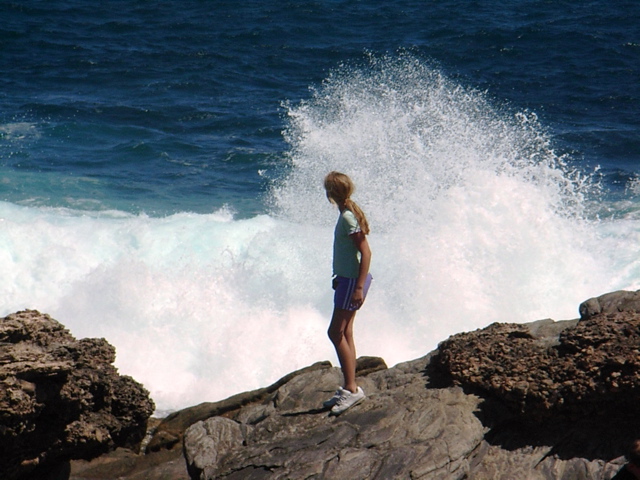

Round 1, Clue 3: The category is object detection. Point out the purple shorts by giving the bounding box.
[332,274,373,311]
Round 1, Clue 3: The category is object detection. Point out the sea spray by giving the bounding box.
[0,202,336,413]
[272,54,594,227]
[0,55,633,414]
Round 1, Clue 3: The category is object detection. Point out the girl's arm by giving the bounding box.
[349,231,371,307]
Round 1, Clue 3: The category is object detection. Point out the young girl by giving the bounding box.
[323,171,372,415]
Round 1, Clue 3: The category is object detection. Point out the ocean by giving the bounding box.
[1,0,638,414]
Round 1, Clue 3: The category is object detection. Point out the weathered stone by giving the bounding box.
[181,358,484,479]
[179,290,640,479]
[9,290,640,479]
[146,356,384,454]
[579,289,640,320]
[0,310,155,480]
[146,360,335,453]
[431,310,640,422]
[184,416,245,477]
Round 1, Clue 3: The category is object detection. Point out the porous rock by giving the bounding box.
[432,311,640,420]
[0,310,155,480]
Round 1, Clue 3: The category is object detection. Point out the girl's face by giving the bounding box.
[326,191,335,204]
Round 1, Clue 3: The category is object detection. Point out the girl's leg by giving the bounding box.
[328,307,358,393]
[344,312,356,363]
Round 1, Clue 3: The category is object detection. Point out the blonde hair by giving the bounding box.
[324,171,370,235]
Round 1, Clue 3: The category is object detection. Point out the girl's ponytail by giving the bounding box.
[345,198,370,235]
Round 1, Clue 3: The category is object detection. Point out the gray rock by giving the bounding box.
[184,417,244,477]
[11,290,640,479]
[579,289,640,320]
[146,360,336,453]
[184,361,486,479]
[181,291,640,479]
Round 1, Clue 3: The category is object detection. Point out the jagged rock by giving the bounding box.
[431,311,640,420]
[0,310,155,480]
[9,290,640,479]
[147,361,333,453]
[183,356,489,479]
[181,350,629,479]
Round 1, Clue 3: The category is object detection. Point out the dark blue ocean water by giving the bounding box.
[1,1,639,413]
[2,1,638,216]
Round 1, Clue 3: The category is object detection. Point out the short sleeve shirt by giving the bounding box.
[332,209,362,278]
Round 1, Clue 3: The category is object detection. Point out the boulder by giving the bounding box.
[0,310,155,480]
[579,289,640,320]
[432,312,640,421]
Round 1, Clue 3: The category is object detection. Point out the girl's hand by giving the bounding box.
[350,288,365,309]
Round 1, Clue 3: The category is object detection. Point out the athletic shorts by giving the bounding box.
[332,274,373,311]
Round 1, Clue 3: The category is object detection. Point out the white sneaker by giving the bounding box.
[323,387,346,408]
[330,387,365,415]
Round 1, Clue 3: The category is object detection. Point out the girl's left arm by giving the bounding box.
[350,232,371,306]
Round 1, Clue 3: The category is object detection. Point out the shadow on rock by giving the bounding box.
[427,291,640,462]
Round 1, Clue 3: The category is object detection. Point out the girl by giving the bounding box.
[323,171,373,415]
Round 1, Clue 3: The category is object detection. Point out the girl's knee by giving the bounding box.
[328,326,342,346]
[328,309,354,345]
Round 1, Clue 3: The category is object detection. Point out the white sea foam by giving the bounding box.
[0,122,40,141]
[0,56,637,413]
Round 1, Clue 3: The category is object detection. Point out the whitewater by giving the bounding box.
[1,57,637,414]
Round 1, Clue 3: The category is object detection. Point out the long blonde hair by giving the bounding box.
[324,171,370,235]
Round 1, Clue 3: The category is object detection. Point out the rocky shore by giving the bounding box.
[3,290,640,479]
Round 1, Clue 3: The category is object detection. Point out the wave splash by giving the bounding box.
[271,53,595,228]
[0,55,632,413]
[270,52,619,344]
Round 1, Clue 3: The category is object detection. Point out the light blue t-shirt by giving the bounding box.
[332,209,362,278]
